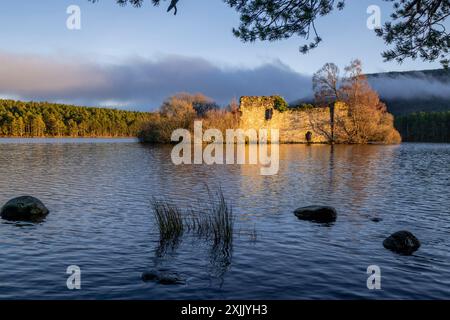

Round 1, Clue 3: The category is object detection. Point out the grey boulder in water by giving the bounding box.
[383,231,421,255]
[294,205,337,223]
[0,196,49,222]
[141,270,185,285]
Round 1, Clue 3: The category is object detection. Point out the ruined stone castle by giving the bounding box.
[238,96,332,143]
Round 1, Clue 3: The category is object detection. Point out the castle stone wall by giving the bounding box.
[239,96,330,143]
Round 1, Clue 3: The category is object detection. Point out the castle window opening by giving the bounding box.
[265,108,273,121]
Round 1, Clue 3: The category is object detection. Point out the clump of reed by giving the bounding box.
[151,188,233,249]
[152,200,184,241]
[209,189,233,247]
[187,188,234,247]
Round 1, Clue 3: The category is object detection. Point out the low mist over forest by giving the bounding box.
[367,69,450,115]
[366,69,450,142]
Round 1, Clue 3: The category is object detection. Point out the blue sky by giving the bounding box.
[0,0,445,110]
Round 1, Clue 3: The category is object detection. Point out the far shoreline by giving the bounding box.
[0,136,137,139]
[0,137,447,145]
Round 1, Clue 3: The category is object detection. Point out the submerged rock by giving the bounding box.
[141,270,185,285]
[0,196,49,222]
[383,231,420,255]
[294,206,337,223]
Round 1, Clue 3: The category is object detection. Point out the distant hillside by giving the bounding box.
[368,68,450,82]
[367,68,450,115]
[292,68,450,116]
[378,97,450,115]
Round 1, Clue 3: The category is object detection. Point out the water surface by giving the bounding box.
[0,139,449,299]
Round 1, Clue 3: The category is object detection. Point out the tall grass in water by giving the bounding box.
[152,188,233,249]
[152,200,184,241]
[209,189,233,248]
[152,188,235,278]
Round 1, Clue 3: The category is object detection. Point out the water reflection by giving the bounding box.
[148,188,234,286]
[236,144,401,215]
[207,242,233,287]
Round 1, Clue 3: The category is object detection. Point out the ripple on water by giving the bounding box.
[0,140,449,299]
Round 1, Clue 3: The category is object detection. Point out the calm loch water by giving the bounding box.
[0,138,449,299]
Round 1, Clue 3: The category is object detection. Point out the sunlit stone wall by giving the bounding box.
[238,96,330,143]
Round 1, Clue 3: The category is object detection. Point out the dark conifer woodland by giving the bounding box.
[0,100,154,137]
